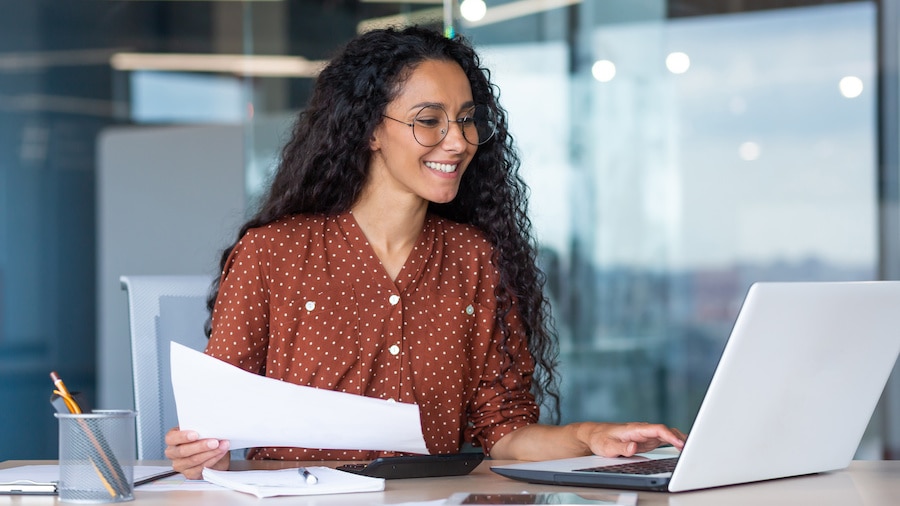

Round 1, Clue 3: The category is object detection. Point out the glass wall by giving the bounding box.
[0,0,896,460]
[455,0,882,451]
[486,0,876,409]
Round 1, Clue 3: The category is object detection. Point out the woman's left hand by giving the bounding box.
[575,421,687,458]
[491,421,686,461]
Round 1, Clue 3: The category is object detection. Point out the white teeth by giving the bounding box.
[425,161,457,173]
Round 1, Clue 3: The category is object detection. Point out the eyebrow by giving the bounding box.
[407,100,477,113]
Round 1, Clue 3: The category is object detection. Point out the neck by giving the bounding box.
[351,189,428,280]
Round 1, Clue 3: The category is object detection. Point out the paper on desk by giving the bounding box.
[202,467,384,498]
[170,342,430,454]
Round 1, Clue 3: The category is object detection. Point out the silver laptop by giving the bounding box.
[492,281,900,492]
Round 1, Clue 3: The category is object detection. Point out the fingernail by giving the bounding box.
[186,431,199,441]
[206,440,219,449]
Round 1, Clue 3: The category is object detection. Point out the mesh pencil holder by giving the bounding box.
[55,410,137,503]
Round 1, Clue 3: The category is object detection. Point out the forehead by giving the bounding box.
[391,59,473,110]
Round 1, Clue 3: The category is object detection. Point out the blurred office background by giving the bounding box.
[1,0,898,460]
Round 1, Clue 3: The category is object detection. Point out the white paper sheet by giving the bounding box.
[170,342,430,454]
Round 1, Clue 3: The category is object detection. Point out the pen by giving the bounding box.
[50,371,82,414]
[299,467,318,485]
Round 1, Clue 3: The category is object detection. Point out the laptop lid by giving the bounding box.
[492,281,900,492]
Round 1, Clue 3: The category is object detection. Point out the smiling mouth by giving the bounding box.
[424,161,458,173]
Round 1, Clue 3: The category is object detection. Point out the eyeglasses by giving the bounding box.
[382,104,497,147]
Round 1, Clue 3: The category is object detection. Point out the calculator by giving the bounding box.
[336,453,485,479]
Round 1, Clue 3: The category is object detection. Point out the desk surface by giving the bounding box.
[2,459,899,505]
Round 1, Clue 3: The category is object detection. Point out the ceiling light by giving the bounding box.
[591,59,616,82]
[839,76,863,98]
[460,0,487,22]
[110,53,327,78]
[461,0,581,28]
[665,51,690,74]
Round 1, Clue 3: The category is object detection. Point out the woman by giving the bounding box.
[166,25,685,479]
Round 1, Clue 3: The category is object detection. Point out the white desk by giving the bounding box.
[2,460,898,505]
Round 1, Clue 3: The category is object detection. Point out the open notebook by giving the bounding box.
[492,281,900,492]
[202,467,384,498]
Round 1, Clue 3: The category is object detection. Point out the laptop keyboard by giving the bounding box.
[576,457,679,475]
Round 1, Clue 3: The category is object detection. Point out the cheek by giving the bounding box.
[463,147,479,168]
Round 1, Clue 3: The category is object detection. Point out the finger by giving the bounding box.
[590,437,638,458]
[170,440,230,477]
[667,429,687,449]
[629,424,686,447]
[165,429,199,446]
[657,426,687,448]
[594,424,677,456]
[165,438,226,460]
[182,451,230,479]
[639,429,684,449]
[179,466,204,480]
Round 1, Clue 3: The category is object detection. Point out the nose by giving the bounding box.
[439,119,467,152]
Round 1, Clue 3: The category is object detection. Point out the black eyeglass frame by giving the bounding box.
[382,105,496,147]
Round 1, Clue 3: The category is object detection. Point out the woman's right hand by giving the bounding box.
[164,427,231,479]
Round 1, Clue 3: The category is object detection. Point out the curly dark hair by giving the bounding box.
[208,25,560,421]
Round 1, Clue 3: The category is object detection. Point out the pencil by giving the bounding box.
[50,371,82,414]
[89,458,118,498]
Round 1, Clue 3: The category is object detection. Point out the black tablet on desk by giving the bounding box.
[337,453,485,479]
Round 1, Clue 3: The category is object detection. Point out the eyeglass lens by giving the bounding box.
[412,105,496,147]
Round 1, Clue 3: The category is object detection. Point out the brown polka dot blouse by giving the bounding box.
[205,211,539,461]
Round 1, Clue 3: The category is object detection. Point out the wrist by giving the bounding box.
[569,422,598,455]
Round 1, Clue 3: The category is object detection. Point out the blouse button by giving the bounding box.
[465,304,474,315]
[305,301,316,311]
[389,294,400,306]
[389,344,400,355]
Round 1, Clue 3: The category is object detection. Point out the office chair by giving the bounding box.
[120,275,212,460]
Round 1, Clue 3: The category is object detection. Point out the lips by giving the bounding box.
[424,161,458,173]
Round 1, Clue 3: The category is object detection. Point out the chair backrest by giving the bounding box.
[120,275,212,460]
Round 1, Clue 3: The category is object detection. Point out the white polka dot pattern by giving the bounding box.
[205,211,538,461]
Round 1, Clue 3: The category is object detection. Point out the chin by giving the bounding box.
[428,193,459,204]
